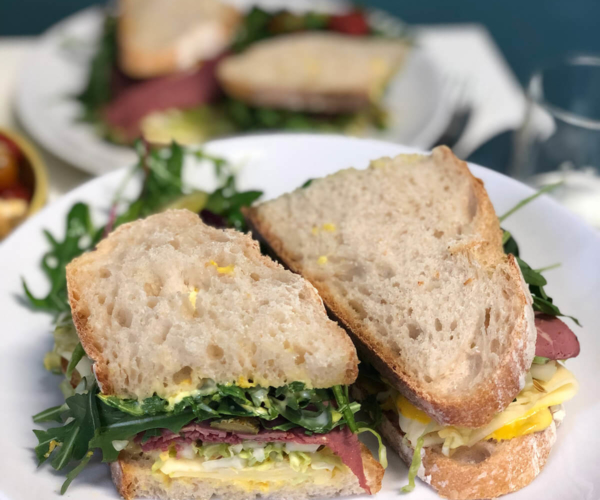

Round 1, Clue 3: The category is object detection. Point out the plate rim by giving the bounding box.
[15,5,449,176]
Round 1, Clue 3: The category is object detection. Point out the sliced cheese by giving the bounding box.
[156,457,343,491]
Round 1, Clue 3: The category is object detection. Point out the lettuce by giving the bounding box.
[401,435,425,493]
[99,382,359,434]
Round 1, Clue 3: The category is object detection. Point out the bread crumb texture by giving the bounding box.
[66,210,357,399]
[247,146,536,426]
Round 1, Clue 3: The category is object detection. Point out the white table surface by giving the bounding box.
[0,27,526,201]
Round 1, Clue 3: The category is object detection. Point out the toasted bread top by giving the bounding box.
[66,210,358,400]
[245,146,536,427]
[118,0,240,78]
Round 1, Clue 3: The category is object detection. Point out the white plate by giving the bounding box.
[16,6,448,176]
[1,135,598,500]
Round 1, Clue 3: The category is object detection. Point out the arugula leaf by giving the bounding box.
[224,98,356,134]
[516,257,547,287]
[60,451,94,494]
[23,203,96,314]
[498,182,562,223]
[65,343,85,379]
[91,410,196,462]
[75,15,117,122]
[33,403,68,424]
[499,186,580,326]
[203,175,262,231]
[332,385,358,433]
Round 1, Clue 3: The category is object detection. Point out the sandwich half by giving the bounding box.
[217,32,408,115]
[64,210,383,499]
[244,146,580,498]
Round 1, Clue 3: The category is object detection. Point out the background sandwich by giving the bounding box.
[244,146,580,498]
[77,0,409,145]
[34,210,384,498]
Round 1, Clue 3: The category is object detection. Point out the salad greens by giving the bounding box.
[232,7,330,53]
[75,14,118,137]
[75,6,391,145]
[98,382,359,435]
[499,184,580,326]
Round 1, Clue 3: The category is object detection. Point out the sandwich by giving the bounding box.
[244,146,580,499]
[217,32,407,115]
[77,1,409,145]
[34,210,384,498]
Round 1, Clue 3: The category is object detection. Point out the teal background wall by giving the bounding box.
[1,0,598,171]
[1,0,599,85]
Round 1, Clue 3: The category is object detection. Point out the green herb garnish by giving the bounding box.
[500,184,580,326]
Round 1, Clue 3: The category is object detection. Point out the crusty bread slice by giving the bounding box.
[111,443,383,500]
[244,146,536,428]
[217,32,408,114]
[379,411,556,500]
[118,0,240,79]
[66,210,358,400]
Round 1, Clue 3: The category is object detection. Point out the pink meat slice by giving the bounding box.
[103,57,222,142]
[138,424,370,492]
[535,313,580,360]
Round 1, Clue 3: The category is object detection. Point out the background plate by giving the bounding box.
[0,135,598,499]
[15,6,447,176]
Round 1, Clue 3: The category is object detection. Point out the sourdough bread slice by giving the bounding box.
[379,410,556,500]
[66,210,358,400]
[244,146,536,427]
[118,0,240,78]
[217,32,408,114]
[111,443,383,500]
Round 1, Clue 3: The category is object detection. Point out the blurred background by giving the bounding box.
[1,0,600,238]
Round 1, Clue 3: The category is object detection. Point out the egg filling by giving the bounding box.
[380,361,578,456]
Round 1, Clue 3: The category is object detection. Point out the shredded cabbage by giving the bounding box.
[358,427,388,469]
[158,441,345,475]
[401,436,424,493]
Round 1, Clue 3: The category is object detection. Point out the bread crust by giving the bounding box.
[66,210,358,397]
[118,0,240,79]
[217,78,372,114]
[244,146,536,427]
[216,32,408,113]
[111,445,382,499]
[379,411,556,500]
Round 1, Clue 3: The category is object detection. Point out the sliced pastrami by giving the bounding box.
[535,313,580,360]
[103,56,222,141]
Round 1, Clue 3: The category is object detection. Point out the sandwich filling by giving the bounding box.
[376,360,577,454]
[358,314,580,491]
[128,425,365,491]
[37,318,378,493]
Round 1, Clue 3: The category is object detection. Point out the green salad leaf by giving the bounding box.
[232,7,330,53]
[500,185,580,326]
[98,382,359,434]
[75,14,118,124]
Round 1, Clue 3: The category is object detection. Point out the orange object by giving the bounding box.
[0,141,19,190]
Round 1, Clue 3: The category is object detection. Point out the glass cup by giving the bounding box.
[511,54,600,227]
